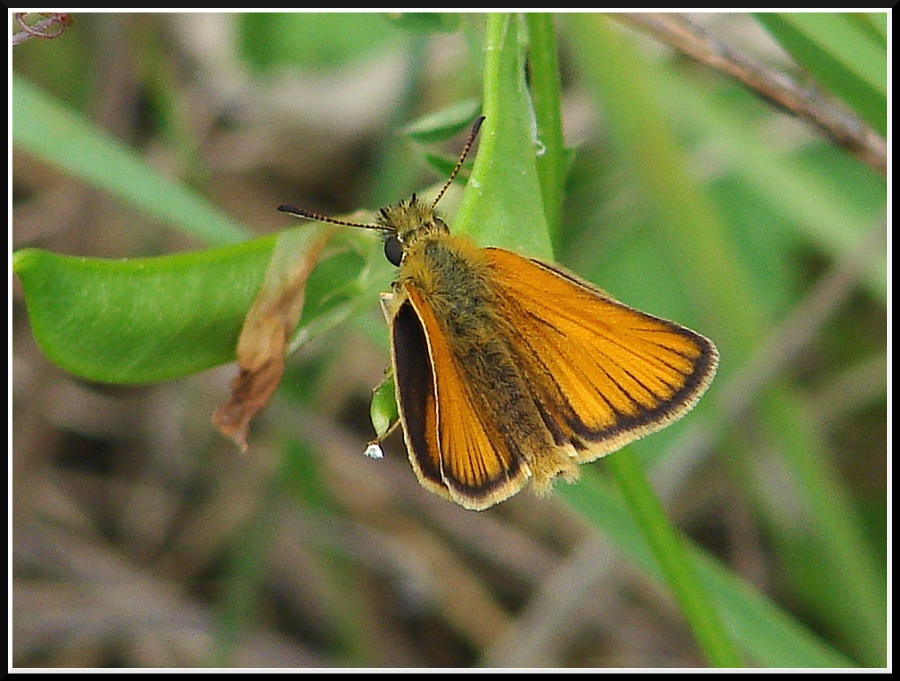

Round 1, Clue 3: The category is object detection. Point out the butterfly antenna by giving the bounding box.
[277,204,384,232]
[431,115,485,210]
[280,116,484,225]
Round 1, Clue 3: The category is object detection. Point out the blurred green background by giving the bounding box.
[12,12,886,668]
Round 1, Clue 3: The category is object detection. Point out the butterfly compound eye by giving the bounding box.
[384,235,404,267]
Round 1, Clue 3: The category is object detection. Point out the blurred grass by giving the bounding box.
[12,74,251,246]
[565,13,885,666]
[12,12,886,668]
[754,13,887,137]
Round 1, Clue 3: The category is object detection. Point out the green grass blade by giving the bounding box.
[564,12,879,667]
[562,473,856,667]
[754,13,886,136]
[606,451,744,666]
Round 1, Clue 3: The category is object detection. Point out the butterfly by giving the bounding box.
[280,117,718,510]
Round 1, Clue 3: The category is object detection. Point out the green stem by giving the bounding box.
[561,471,854,667]
[524,13,567,244]
[606,450,744,667]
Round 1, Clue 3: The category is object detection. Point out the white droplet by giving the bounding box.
[363,443,384,460]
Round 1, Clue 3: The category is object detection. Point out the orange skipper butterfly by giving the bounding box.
[280,117,718,510]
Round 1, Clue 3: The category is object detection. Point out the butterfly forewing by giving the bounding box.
[485,248,718,459]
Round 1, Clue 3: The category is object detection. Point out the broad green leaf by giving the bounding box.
[14,237,277,384]
[14,229,372,385]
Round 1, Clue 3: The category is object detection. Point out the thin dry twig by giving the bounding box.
[617,13,886,175]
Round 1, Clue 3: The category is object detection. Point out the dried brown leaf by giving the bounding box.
[213,226,335,451]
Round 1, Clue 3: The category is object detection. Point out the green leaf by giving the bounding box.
[453,14,552,260]
[13,238,277,384]
[402,99,482,144]
[384,12,461,34]
[14,226,374,386]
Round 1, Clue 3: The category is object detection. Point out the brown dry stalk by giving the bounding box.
[618,13,886,175]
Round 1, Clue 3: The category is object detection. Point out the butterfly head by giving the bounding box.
[376,194,450,266]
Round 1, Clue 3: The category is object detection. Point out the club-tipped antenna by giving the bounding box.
[279,116,485,228]
[431,115,485,210]
[277,204,386,232]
